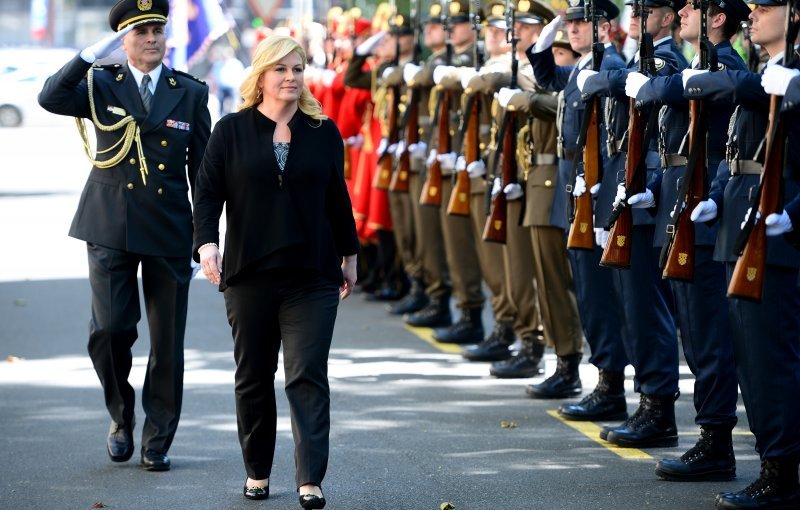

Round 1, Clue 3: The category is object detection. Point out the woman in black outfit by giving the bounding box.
[193,35,359,509]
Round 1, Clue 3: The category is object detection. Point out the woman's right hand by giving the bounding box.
[199,244,222,285]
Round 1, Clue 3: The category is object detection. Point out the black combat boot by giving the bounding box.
[404,294,452,328]
[558,369,627,421]
[525,353,582,398]
[488,339,545,378]
[387,278,428,315]
[606,393,678,448]
[655,426,736,482]
[432,308,484,344]
[715,457,800,510]
[462,321,515,362]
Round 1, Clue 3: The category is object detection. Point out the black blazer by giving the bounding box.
[192,107,359,288]
[38,55,211,257]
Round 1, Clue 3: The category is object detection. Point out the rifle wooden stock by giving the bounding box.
[420,89,450,207]
[483,112,517,243]
[447,97,479,216]
[728,95,784,301]
[567,97,602,250]
[662,99,707,281]
[374,86,399,190]
[389,91,419,193]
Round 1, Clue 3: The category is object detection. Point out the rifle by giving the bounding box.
[727,0,799,300]
[600,0,657,268]
[420,0,452,207]
[742,21,761,73]
[483,1,518,243]
[373,0,401,190]
[566,0,605,250]
[447,0,483,216]
[659,0,718,280]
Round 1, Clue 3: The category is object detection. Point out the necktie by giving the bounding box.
[140,74,152,113]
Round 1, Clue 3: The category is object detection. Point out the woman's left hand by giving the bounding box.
[340,255,357,300]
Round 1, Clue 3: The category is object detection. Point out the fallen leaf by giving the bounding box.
[500,421,518,429]
[91,503,107,509]
[440,503,456,510]
[7,355,23,363]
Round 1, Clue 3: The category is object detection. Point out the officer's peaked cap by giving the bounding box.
[109,0,169,32]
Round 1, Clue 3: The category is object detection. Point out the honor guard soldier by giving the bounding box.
[527,0,627,399]
[38,0,211,471]
[683,0,800,506]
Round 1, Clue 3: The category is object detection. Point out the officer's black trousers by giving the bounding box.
[86,242,191,453]
[224,269,340,487]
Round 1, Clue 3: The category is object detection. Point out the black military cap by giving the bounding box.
[626,0,687,13]
[712,0,754,23]
[748,0,785,4]
[516,0,557,24]
[448,0,472,23]
[108,0,169,32]
[486,2,508,28]
[390,13,414,36]
[564,0,621,21]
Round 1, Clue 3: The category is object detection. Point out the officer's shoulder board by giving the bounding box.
[171,68,207,86]
[93,63,122,71]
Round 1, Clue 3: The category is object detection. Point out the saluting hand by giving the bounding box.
[80,24,134,63]
[199,244,223,286]
[340,255,358,300]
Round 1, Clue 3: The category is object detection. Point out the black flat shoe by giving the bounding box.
[243,483,269,500]
[140,449,170,471]
[106,420,134,462]
[299,493,326,509]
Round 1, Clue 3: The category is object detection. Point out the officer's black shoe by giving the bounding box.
[489,339,545,378]
[606,393,679,448]
[107,420,134,462]
[656,426,736,482]
[404,295,452,328]
[140,448,171,471]
[525,353,582,399]
[715,457,800,510]
[432,307,484,344]
[387,278,428,315]
[558,369,628,421]
[462,321,515,362]
[364,285,405,302]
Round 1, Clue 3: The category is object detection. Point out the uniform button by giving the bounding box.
[127,183,134,190]
[158,163,165,171]
[545,179,552,187]
[161,140,168,147]
[572,101,578,107]
[129,158,136,164]
[157,187,163,195]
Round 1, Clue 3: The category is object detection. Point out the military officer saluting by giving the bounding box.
[38,0,211,471]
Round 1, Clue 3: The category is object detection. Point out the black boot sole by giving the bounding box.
[557,410,629,422]
[525,387,583,399]
[655,465,736,482]
[607,434,679,448]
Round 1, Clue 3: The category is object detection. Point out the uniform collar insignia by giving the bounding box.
[168,77,177,87]
[116,73,124,81]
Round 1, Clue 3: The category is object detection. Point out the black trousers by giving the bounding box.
[224,270,340,487]
[86,242,191,453]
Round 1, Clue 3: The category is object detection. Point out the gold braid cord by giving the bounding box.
[74,68,148,185]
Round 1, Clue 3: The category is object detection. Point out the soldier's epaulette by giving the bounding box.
[93,63,123,71]
[171,68,207,85]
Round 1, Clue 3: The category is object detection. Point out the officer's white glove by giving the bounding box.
[382,66,396,80]
[80,25,134,62]
[426,148,438,167]
[387,143,398,155]
[625,72,649,99]
[534,15,561,53]
[741,208,794,236]
[455,155,467,172]
[437,151,457,170]
[403,62,423,84]
[573,175,587,197]
[594,227,610,248]
[460,68,479,89]
[467,159,487,178]
[612,183,627,208]
[577,69,598,93]
[355,31,386,56]
[409,141,428,160]
[628,188,656,208]
[682,69,709,90]
[376,137,389,155]
[504,183,524,200]
[690,199,718,222]
[497,87,522,108]
[394,140,406,158]
[761,65,800,96]
[346,134,364,149]
[321,69,337,87]
[433,65,457,85]
[491,177,503,198]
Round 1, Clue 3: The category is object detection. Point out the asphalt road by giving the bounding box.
[0,126,760,510]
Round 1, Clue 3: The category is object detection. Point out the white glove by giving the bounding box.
[382,66,396,80]
[534,15,561,53]
[682,69,709,90]
[741,208,794,236]
[80,25,134,62]
[573,175,601,197]
[762,65,800,96]
[577,69,598,93]
[387,143,398,155]
[594,227,610,248]
[356,31,386,56]
[690,199,718,222]
[433,65,457,85]
[459,68,479,89]
[437,151,457,170]
[455,155,467,172]
[404,62,423,84]
[321,69,337,87]
[426,148,438,167]
[612,183,627,208]
[376,137,389,155]
[504,183,524,200]
[497,87,522,109]
[409,142,428,160]
[625,72,649,99]
[394,140,406,158]
[467,159,487,178]
[628,188,656,208]
[346,134,364,149]
[491,177,503,198]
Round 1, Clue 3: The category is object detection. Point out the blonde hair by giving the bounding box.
[238,35,326,120]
